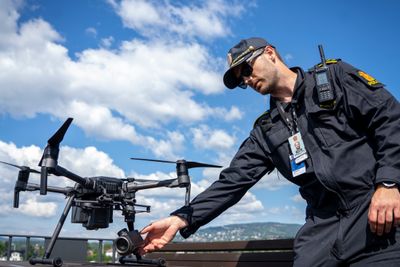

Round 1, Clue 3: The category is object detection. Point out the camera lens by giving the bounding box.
[116,237,130,255]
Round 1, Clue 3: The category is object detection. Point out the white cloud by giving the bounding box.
[284,53,293,62]
[191,125,236,151]
[254,170,292,191]
[100,36,114,48]
[108,0,244,40]
[85,27,97,38]
[18,196,57,217]
[0,1,244,158]
[0,140,125,217]
[208,191,264,225]
[291,194,306,203]
[267,205,303,219]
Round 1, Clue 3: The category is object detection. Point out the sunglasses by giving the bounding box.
[237,48,264,89]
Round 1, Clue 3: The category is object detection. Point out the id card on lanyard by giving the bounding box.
[276,101,308,177]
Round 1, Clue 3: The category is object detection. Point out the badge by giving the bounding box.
[357,70,380,86]
[288,132,308,164]
[290,154,306,177]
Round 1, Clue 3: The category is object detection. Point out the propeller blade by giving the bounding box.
[0,160,21,169]
[185,161,222,169]
[47,118,73,146]
[0,160,41,174]
[130,158,222,169]
[123,177,160,183]
[130,157,176,164]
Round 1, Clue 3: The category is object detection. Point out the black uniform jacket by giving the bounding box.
[172,60,400,238]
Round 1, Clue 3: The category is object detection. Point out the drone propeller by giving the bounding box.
[47,118,73,147]
[123,177,159,183]
[0,160,40,174]
[39,118,73,195]
[130,157,221,206]
[130,157,222,169]
[0,160,40,208]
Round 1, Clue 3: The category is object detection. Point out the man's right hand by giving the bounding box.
[139,216,188,255]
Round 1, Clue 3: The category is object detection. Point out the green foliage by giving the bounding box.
[0,241,5,256]
[86,241,114,263]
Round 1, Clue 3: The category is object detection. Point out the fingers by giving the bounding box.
[140,223,153,234]
[368,186,400,236]
[140,238,168,255]
[385,209,393,234]
[394,207,400,227]
[368,207,377,234]
[138,216,186,256]
[369,206,394,236]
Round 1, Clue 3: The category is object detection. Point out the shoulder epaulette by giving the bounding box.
[308,58,341,71]
[339,60,384,89]
[253,111,270,129]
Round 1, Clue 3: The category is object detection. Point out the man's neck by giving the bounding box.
[272,68,298,103]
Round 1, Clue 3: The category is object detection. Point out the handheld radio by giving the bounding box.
[314,45,335,104]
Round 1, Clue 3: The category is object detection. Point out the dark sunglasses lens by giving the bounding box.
[238,80,247,89]
[241,64,253,77]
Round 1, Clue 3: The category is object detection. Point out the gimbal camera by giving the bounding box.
[2,118,221,267]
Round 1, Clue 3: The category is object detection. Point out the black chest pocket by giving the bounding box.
[307,101,359,147]
[265,125,292,178]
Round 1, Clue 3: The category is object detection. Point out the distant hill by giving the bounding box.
[174,222,302,242]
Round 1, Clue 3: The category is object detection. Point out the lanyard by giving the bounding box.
[276,101,298,135]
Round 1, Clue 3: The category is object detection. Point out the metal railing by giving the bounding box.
[0,234,295,266]
[0,234,116,263]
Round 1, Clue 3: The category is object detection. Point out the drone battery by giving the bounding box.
[71,205,113,229]
[71,206,88,223]
[85,207,113,230]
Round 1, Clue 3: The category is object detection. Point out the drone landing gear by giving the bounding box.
[29,195,75,267]
[29,257,63,267]
[119,254,166,266]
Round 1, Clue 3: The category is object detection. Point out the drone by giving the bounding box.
[1,118,222,267]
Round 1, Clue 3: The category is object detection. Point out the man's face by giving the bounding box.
[233,47,279,95]
[295,141,301,150]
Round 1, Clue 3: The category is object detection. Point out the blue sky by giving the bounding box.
[0,0,399,239]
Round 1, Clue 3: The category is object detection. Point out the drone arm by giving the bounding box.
[53,165,93,188]
[124,178,179,192]
[25,183,74,194]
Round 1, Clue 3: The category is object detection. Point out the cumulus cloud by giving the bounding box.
[18,196,57,217]
[108,0,244,40]
[85,27,97,38]
[100,36,114,48]
[0,0,244,159]
[0,140,125,217]
[191,125,236,151]
[253,170,292,191]
[291,194,306,203]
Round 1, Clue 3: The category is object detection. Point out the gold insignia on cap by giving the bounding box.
[358,70,379,86]
[227,53,233,66]
[231,46,256,66]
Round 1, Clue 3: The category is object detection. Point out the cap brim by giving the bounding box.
[223,53,252,89]
[223,69,241,89]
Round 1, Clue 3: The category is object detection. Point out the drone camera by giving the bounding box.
[115,228,144,256]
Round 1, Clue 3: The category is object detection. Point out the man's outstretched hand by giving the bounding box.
[139,216,188,255]
[369,184,400,236]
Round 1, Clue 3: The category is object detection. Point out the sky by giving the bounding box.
[0,0,399,239]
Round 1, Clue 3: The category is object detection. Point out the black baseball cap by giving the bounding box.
[223,37,271,89]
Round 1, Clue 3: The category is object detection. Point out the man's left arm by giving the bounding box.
[338,61,400,235]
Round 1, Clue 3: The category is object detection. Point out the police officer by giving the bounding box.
[140,37,400,266]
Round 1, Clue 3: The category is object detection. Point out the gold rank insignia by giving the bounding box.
[357,70,380,86]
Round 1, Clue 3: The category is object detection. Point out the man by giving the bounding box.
[140,37,400,266]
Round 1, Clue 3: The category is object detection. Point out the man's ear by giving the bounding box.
[265,46,275,62]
